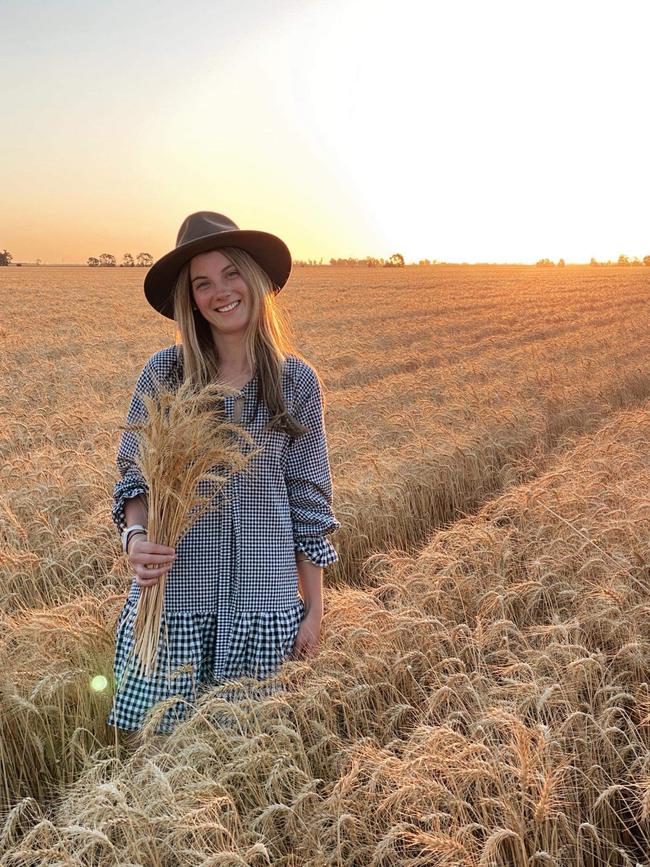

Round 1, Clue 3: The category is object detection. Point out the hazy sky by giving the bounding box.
[2,0,649,263]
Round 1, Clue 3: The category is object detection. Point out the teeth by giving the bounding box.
[216,300,239,313]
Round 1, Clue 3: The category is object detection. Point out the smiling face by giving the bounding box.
[189,249,252,340]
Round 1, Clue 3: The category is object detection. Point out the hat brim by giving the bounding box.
[144,229,292,319]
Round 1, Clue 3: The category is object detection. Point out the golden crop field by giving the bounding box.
[1,265,649,865]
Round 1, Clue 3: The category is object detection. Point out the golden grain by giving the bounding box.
[128,379,256,677]
[1,266,650,863]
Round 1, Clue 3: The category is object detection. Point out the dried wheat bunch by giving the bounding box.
[127,378,258,677]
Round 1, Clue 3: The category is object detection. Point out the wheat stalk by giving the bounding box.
[127,378,258,678]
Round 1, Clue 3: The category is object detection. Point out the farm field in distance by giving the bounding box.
[1,265,649,865]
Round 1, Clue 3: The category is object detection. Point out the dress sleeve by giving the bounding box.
[111,359,159,534]
[285,365,340,567]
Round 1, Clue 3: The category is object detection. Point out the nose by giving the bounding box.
[211,282,233,302]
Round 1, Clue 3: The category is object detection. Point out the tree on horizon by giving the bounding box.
[136,252,153,267]
[0,249,12,266]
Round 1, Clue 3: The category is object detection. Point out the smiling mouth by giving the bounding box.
[214,300,240,313]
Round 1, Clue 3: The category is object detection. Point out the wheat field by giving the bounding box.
[1,265,649,865]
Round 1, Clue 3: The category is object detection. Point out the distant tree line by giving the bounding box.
[298,253,650,268]
[3,246,650,268]
[591,254,650,266]
[87,252,153,267]
[537,255,650,267]
[296,253,406,267]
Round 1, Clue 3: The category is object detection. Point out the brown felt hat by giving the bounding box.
[144,211,292,319]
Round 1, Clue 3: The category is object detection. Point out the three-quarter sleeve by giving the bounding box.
[111,358,160,534]
[285,365,340,567]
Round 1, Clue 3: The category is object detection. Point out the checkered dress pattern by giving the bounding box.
[108,345,339,733]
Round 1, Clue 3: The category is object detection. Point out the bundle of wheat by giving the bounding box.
[128,379,257,677]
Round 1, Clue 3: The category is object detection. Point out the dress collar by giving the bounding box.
[232,374,258,398]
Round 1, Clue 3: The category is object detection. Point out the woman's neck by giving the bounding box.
[211,331,254,383]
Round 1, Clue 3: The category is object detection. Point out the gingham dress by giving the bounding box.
[107,345,340,732]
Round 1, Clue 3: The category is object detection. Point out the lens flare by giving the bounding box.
[90,675,108,692]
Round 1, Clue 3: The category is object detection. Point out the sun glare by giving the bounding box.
[3,0,649,262]
[90,675,108,693]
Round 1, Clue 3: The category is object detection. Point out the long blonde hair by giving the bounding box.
[172,246,307,437]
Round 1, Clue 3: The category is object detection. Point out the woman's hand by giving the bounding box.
[291,609,322,659]
[128,536,176,588]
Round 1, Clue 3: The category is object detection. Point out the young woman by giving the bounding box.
[108,211,340,734]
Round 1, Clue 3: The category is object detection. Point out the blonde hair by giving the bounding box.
[172,246,307,437]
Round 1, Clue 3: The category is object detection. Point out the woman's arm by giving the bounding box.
[285,365,341,568]
[296,555,324,618]
[112,362,155,534]
[287,365,340,658]
[114,351,178,586]
[112,348,179,534]
[293,555,324,658]
[124,492,148,529]
[122,492,176,587]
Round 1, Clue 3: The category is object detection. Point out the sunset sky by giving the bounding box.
[3,0,649,265]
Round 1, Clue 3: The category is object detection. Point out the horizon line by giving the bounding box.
[3,259,650,269]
